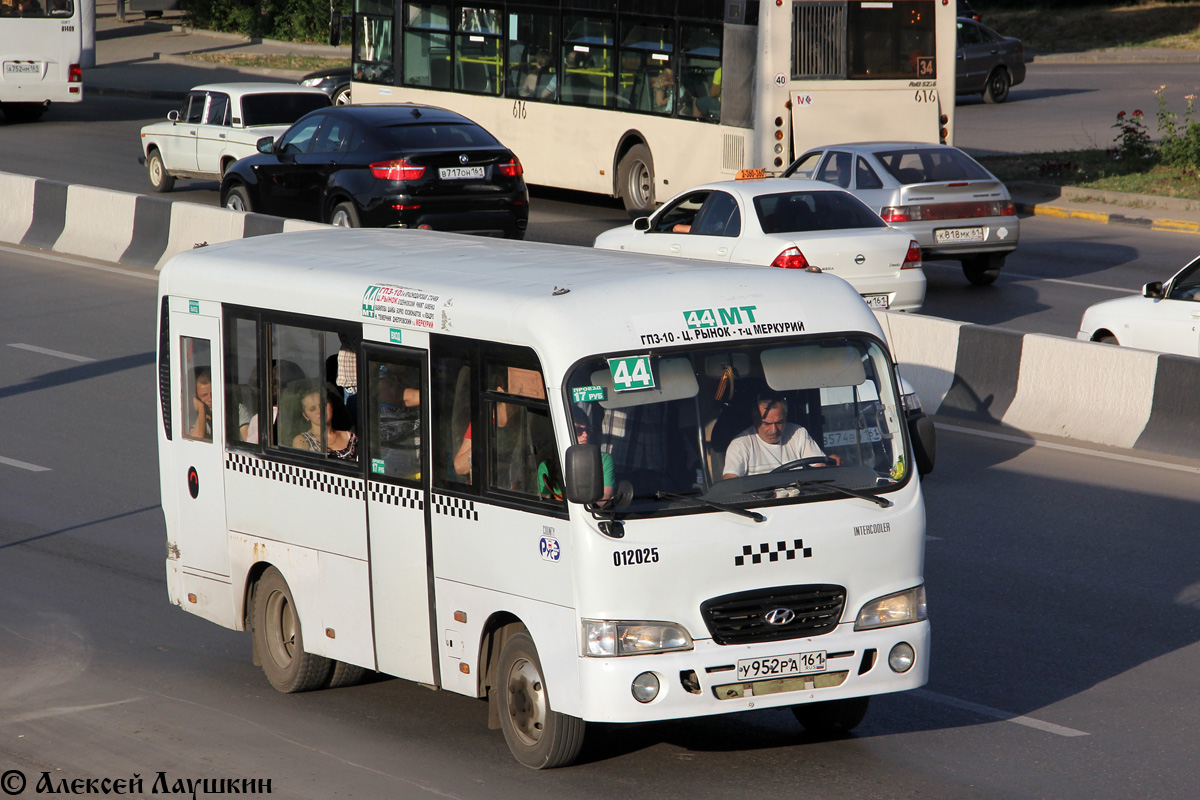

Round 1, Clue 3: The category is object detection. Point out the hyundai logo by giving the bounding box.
[763,607,795,626]
[459,154,469,164]
[854,254,866,265]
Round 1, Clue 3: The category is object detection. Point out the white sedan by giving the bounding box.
[138,83,330,192]
[594,179,925,312]
[1078,255,1200,356]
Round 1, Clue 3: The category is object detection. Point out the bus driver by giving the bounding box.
[721,392,836,479]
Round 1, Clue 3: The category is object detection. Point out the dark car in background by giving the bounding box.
[956,17,1025,104]
[299,66,352,105]
[220,104,529,237]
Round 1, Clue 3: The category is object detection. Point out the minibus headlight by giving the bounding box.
[583,620,693,657]
[854,585,927,630]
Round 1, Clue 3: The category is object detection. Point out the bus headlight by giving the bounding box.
[583,620,693,656]
[854,585,927,630]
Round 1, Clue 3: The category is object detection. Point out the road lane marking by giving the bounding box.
[0,455,50,472]
[922,261,1137,293]
[7,698,143,723]
[914,689,1090,737]
[935,422,1200,476]
[8,343,96,363]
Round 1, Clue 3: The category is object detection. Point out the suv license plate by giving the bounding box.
[934,226,985,244]
[862,293,890,309]
[736,651,827,681]
[439,166,485,180]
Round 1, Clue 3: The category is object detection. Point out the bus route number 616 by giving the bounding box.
[512,100,526,119]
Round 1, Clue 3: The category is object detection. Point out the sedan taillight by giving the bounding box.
[370,159,425,181]
[881,200,1014,222]
[498,157,523,177]
[902,240,922,270]
[770,247,809,270]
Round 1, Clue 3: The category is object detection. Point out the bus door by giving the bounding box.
[362,345,436,684]
[166,305,230,581]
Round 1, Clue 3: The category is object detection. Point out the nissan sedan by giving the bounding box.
[1078,255,1200,356]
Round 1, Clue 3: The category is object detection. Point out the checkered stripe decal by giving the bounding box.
[369,483,424,510]
[225,452,364,500]
[735,539,812,566]
[432,493,478,521]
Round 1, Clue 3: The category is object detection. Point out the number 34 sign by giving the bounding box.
[608,355,655,392]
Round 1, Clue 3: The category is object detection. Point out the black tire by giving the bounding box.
[326,661,367,689]
[147,149,175,193]
[497,630,586,769]
[962,253,1005,286]
[983,68,1011,104]
[333,86,351,105]
[329,201,360,228]
[791,696,870,736]
[224,184,253,213]
[504,226,527,240]
[251,567,332,693]
[1098,334,1119,345]
[616,143,655,216]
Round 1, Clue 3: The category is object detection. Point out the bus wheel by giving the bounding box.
[251,567,332,693]
[961,253,1004,285]
[791,696,870,735]
[330,201,360,228]
[497,630,586,769]
[617,144,655,216]
[147,149,175,193]
[326,661,366,689]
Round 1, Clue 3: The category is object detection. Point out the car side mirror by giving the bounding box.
[167,110,179,122]
[633,216,651,232]
[256,136,276,155]
[908,413,936,476]
[564,444,603,504]
[1143,281,1164,299]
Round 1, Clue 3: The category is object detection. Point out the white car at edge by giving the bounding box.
[138,82,330,192]
[1078,254,1200,356]
[594,178,926,312]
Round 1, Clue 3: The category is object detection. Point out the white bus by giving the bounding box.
[346,1,955,213]
[157,228,932,768]
[0,0,82,121]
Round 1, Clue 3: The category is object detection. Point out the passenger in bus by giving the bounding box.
[190,368,213,441]
[293,383,358,460]
[721,392,836,479]
[651,67,676,114]
[243,360,304,443]
[14,0,42,15]
[377,364,421,477]
[573,407,614,504]
[695,67,721,120]
[520,50,556,100]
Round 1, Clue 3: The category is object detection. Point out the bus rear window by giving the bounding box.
[792,0,935,80]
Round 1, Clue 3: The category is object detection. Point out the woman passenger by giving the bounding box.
[293,384,357,460]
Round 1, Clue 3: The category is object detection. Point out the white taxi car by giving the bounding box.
[594,178,925,312]
[1078,255,1200,356]
[138,83,330,192]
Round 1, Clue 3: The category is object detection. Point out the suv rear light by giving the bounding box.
[497,157,523,177]
[902,240,922,270]
[370,159,425,181]
[770,247,809,270]
[68,63,82,83]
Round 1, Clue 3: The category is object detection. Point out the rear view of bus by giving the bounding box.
[0,0,83,121]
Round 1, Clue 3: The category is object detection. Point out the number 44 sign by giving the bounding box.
[608,355,655,392]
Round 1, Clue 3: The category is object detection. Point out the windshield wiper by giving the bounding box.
[787,479,891,508]
[655,491,766,523]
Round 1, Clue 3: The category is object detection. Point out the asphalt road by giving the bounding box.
[2,245,1200,798]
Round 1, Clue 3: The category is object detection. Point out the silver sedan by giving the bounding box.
[783,142,1020,286]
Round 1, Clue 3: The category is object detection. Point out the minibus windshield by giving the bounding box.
[563,336,909,516]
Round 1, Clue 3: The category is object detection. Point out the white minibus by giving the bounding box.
[157,228,932,768]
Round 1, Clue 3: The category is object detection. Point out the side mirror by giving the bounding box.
[908,413,936,476]
[256,136,276,155]
[633,216,651,232]
[1143,281,1164,299]
[167,110,179,122]
[564,444,603,504]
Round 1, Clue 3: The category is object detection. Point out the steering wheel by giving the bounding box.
[769,456,838,473]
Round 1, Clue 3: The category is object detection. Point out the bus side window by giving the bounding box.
[432,353,474,489]
[181,336,213,442]
[368,355,423,481]
[484,364,561,502]
[225,316,258,445]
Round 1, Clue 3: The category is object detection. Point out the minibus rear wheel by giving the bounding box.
[791,696,870,736]
[251,567,333,693]
[497,630,586,769]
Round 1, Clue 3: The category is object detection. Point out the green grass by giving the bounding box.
[977,151,1200,200]
[986,1,1200,54]
[184,52,346,72]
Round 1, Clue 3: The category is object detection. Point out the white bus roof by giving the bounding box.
[158,229,884,382]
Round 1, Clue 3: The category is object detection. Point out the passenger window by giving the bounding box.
[355,6,395,86]
[817,152,852,188]
[455,6,503,95]
[311,118,352,154]
[653,191,709,233]
[432,351,474,489]
[225,316,258,446]
[562,15,615,108]
[205,93,231,126]
[617,21,675,115]
[691,191,741,237]
[181,336,213,442]
[277,116,324,155]
[404,3,452,89]
[1168,261,1200,301]
[484,364,560,503]
[787,152,822,180]
[855,156,883,190]
[269,323,358,461]
[679,24,721,123]
[508,11,557,102]
[367,353,423,481]
[182,92,205,124]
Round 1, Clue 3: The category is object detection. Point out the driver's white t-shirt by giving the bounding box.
[723,424,824,477]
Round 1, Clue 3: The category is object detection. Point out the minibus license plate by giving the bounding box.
[737,651,826,681]
[4,62,42,76]
[439,166,485,180]
[861,293,889,309]
[934,226,984,244]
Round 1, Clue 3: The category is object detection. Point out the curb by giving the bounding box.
[1014,199,1200,235]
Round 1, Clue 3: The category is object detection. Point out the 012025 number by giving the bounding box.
[613,547,660,567]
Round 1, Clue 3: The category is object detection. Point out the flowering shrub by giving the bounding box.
[1156,88,1200,169]
[1111,108,1154,162]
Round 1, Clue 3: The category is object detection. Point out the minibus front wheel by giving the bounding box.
[251,567,333,693]
[497,629,586,769]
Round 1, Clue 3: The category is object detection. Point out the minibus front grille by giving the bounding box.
[701,584,846,645]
